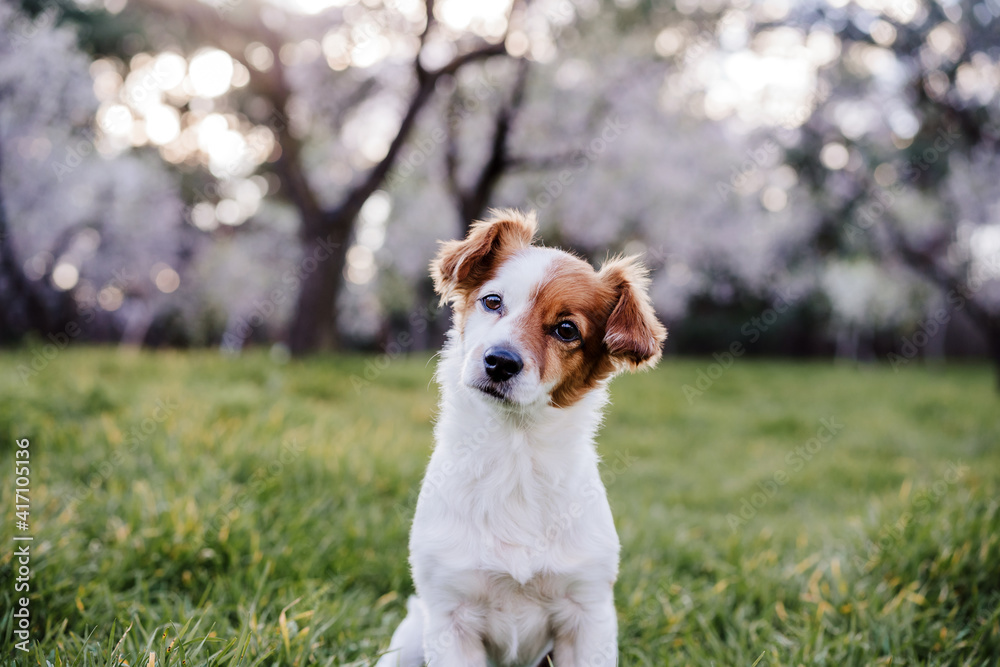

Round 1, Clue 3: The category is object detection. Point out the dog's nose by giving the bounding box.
[484,347,523,382]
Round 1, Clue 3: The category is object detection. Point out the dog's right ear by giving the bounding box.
[599,254,667,372]
[431,209,537,304]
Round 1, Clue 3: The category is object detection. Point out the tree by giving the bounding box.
[775,1,1000,385]
[125,0,510,354]
[0,2,185,348]
[647,1,1000,380]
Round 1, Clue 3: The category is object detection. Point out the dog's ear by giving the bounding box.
[599,255,667,371]
[431,209,537,304]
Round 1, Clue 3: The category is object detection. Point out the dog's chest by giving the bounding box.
[416,420,617,580]
[475,488,559,583]
[418,476,578,585]
[459,454,582,583]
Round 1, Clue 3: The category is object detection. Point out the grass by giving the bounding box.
[0,347,998,666]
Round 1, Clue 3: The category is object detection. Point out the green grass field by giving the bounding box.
[1,348,998,666]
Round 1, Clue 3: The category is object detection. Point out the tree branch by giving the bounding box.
[505,150,583,172]
[336,40,508,223]
[443,90,463,204]
[431,42,508,78]
[127,0,327,233]
[0,125,60,335]
[415,0,435,82]
[129,0,508,236]
[457,58,530,225]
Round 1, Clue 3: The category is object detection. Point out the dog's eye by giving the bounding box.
[481,294,503,311]
[554,321,580,342]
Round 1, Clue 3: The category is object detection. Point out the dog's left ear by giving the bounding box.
[599,255,668,371]
[431,209,537,304]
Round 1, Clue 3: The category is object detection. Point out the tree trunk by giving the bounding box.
[0,133,54,339]
[285,80,440,356]
[990,319,1000,394]
[286,213,354,355]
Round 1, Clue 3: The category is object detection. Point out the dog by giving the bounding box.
[375,210,667,667]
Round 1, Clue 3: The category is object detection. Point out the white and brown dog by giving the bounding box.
[376,210,666,667]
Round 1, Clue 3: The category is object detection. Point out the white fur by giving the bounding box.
[377,248,620,667]
[457,249,563,406]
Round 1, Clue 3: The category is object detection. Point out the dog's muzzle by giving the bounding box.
[483,347,523,383]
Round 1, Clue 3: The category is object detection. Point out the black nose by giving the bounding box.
[484,347,523,382]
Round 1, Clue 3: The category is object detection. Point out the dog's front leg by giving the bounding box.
[422,610,488,667]
[552,596,618,667]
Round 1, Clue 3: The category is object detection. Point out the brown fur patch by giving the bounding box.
[431,210,537,327]
[598,255,668,371]
[511,255,621,408]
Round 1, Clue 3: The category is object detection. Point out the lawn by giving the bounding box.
[1,348,998,666]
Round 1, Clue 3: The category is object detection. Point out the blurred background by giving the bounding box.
[2,0,999,378]
[3,2,1000,662]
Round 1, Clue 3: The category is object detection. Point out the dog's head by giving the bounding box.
[432,209,667,409]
